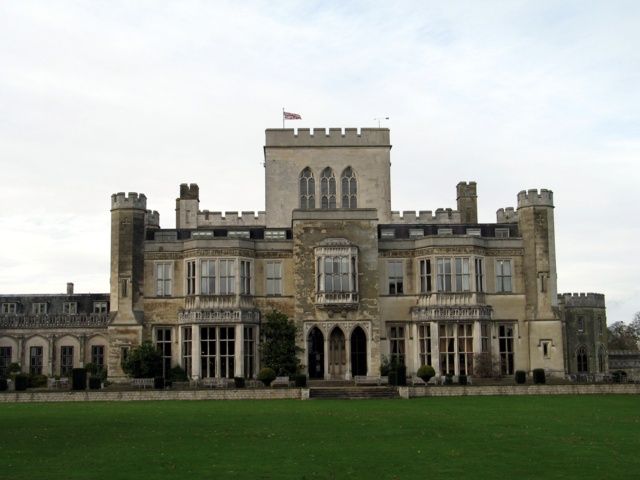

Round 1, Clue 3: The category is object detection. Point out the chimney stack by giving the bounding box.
[67,282,74,295]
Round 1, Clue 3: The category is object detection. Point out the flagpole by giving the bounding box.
[282,107,285,129]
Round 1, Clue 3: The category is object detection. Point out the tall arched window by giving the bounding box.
[320,167,336,209]
[341,167,357,208]
[597,345,606,373]
[577,346,588,373]
[299,168,315,209]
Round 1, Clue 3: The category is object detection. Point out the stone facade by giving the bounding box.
[0,127,608,382]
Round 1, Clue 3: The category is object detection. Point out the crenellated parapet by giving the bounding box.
[559,292,606,309]
[198,210,267,227]
[390,208,461,224]
[517,189,554,208]
[179,183,199,200]
[496,207,518,223]
[111,192,147,210]
[145,210,160,229]
[265,128,390,147]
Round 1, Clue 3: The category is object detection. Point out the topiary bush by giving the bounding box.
[15,374,28,391]
[88,377,102,390]
[533,368,546,384]
[169,366,189,382]
[257,367,276,386]
[0,378,8,391]
[72,368,87,390]
[294,374,307,388]
[515,370,527,384]
[417,365,435,384]
[458,374,468,385]
[234,377,245,388]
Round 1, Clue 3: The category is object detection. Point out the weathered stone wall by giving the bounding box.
[403,383,640,398]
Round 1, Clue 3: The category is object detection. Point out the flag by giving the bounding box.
[283,111,302,120]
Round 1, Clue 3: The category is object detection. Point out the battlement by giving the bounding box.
[517,189,554,208]
[496,207,518,223]
[197,210,267,227]
[145,210,160,228]
[390,208,461,224]
[559,292,606,308]
[265,128,390,147]
[456,181,477,198]
[111,192,147,210]
[179,183,199,200]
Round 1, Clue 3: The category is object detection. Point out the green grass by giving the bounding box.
[0,396,639,479]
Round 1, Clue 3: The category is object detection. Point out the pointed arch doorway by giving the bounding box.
[350,327,367,376]
[307,327,324,379]
[328,328,346,378]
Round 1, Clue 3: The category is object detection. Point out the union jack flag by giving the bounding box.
[283,111,302,120]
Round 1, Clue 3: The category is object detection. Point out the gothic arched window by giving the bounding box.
[577,346,588,373]
[320,167,336,209]
[299,168,315,209]
[597,345,606,373]
[341,167,357,208]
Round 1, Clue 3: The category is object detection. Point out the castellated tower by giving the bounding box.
[108,192,147,379]
[176,183,199,229]
[456,181,478,224]
[517,189,564,375]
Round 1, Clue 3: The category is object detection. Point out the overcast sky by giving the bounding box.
[0,1,638,323]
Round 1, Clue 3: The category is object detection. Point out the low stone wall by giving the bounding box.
[401,384,640,398]
[0,388,304,403]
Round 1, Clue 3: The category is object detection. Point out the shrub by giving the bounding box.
[388,369,398,386]
[515,370,527,384]
[380,355,391,376]
[0,378,8,391]
[234,377,245,388]
[88,377,102,390]
[169,366,189,382]
[72,368,87,390]
[458,374,468,385]
[417,365,435,383]
[8,362,21,375]
[85,362,98,376]
[122,342,163,379]
[473,353,501,378]
[260,310,302,376]
[533,368,546,384]
[15,374,28,391]
[29,374,48,388]
[257,367,276,386]
[294,374,307,388]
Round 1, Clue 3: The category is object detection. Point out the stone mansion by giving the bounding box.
[0,128,608,381]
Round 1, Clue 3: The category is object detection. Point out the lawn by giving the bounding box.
[0,395,638,479]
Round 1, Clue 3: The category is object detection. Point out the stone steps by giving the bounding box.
[309,386,400,400]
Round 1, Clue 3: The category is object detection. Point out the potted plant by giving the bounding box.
[257,367,276,387]
[417,365,435,385]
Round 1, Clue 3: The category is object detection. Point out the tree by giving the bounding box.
[122,341,163,378]
[260,310,302,376]
[608,314,640,351]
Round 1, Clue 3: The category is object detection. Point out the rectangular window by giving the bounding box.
[186,260,196,295]
[30,346,43,375]
[219,327,235,379]
[455,258,471,292]
[219,259,235,295]
[577,316,585,333]
[466,228,481,236]
[266,261,283,296]
[475,258,484,293]
[93,302,108,314]
[495,228,510,238]
[409,228,424,238]
[457,324,473,375]
[389,326,405,365]
[155,263,172,297]
[265,230,286,240]
[156,328,172,378]
[418,325,432,367]
[499,324,514,375]
[201,260,216,295]
[419,259,432,294]
[436,258,452,292]
[0,347,12,377]
[244,326,255,378]
[60,346,74,376]
[542,340,551,359]
[32,303,47,315]
[437,228,453,235]
[388,261,404,295]
[228,230,250,239]
[240,260,252,295]
[62,302,77,315]
[120,279,128,298]
[91,345,105,369]
[439,324,455,376]
[182,327,192,377]
[496,259,512,293]
[380,229,395,239]
[324,256,350,293]
[1,303,17,314]
[200,327,216,378]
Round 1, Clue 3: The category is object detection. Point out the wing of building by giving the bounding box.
[0,128,611,382]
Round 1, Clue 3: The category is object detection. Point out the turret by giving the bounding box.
[456,181,478,224]
[176,183,199,229]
